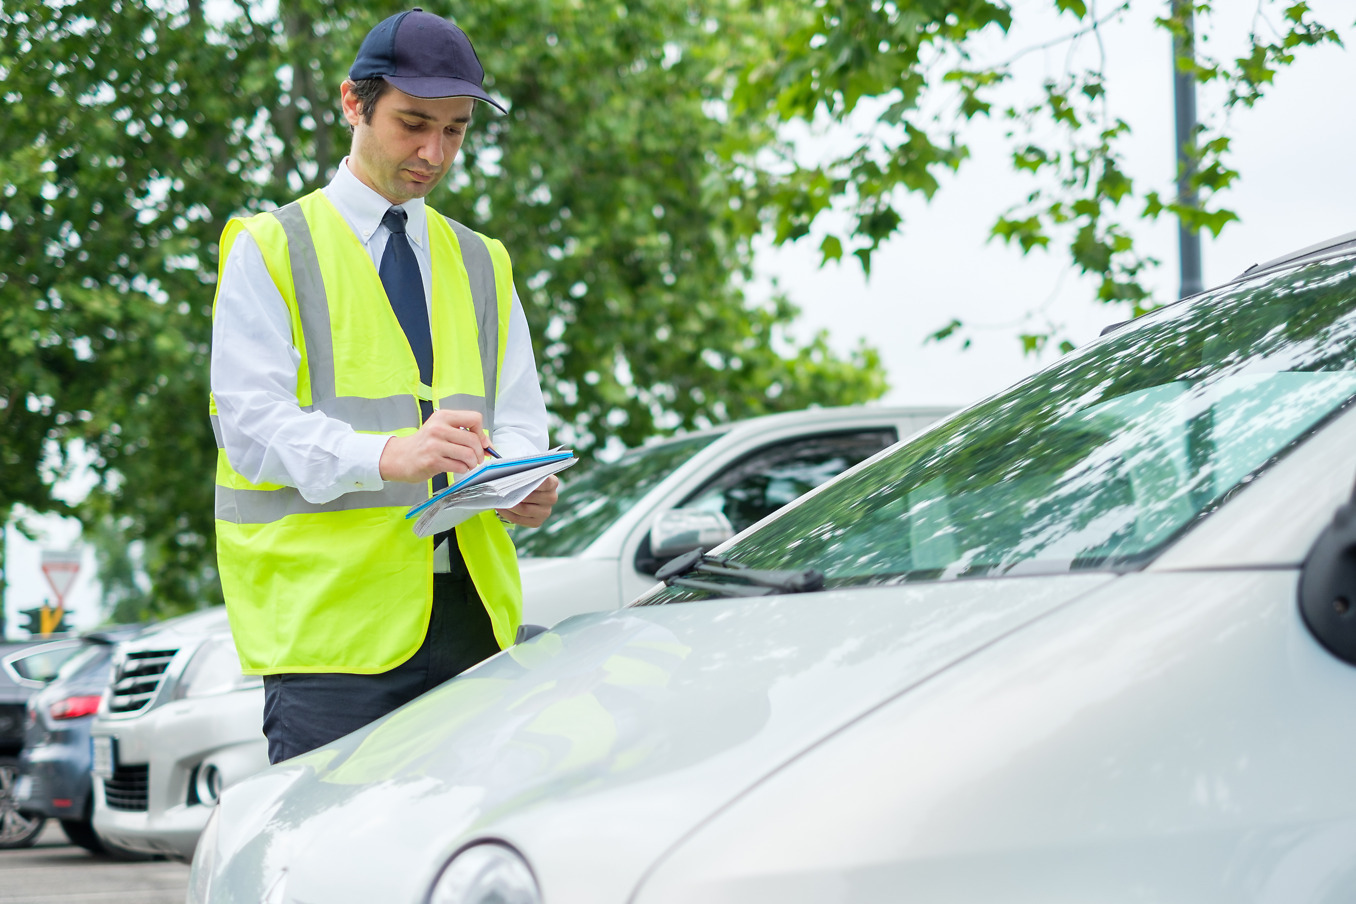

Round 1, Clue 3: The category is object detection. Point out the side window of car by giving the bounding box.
[679,430,898,533]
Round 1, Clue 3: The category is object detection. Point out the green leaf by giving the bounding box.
[819,234,844,264]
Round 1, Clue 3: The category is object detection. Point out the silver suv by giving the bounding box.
[89,607,265,862]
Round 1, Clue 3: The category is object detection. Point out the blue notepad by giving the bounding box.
[405,449,577,519]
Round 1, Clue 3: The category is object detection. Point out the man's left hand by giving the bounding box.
[498,474,560,528]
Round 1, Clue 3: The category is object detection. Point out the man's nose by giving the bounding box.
[418,134,446,167]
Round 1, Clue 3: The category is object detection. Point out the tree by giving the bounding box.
[720,0,1343,353]
[0,0,886,617]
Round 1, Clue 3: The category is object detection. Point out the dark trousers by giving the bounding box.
[262,568,500,764]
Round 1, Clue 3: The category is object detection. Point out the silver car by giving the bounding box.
[90,607,266,861]
[81,406,950,863]
[189,230,1356,903]
[191,233,1356,904]
[517,404,952,625]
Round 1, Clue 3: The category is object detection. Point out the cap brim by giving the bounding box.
[383,75,508,112]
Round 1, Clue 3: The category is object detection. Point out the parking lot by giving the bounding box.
[0,824,187,904]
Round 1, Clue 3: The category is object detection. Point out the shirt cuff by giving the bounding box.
[353,432,395,490]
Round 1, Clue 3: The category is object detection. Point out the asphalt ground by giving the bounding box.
[0,822,189,904]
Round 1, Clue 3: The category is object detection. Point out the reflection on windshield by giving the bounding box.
[640,253,1356,600]
[515,433,723,558]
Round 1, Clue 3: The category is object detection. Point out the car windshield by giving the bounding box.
[639,251,1356,601]
[515,433,724,558]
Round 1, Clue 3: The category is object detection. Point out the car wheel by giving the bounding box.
[59,816,107,854]
[59,815,157,861]
[0,757,47,849]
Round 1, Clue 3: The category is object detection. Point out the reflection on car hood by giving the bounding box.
[211,574,1115,904]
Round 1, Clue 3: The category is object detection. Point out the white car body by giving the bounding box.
[518,405,953,626]
[89,608,266,861]
[189,235,1356,903]
[87,405,948,862]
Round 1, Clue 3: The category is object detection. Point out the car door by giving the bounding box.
[621,428,899,601]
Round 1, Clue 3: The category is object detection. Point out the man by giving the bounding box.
[209,9,558,764]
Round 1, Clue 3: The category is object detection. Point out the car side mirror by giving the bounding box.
[515,624,548,645]
[649,510,735,563]
[1299,495,1356,666]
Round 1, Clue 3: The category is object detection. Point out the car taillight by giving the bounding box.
[50,695,104,720]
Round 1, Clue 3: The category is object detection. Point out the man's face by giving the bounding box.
[341,81,476,204]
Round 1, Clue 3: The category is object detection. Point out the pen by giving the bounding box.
[459,426,502,459]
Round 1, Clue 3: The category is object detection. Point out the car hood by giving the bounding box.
[205,573,1115,904]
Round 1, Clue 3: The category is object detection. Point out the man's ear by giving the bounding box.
[340,80,363,128]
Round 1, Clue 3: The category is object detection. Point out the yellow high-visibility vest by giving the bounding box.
[210,191,522,675]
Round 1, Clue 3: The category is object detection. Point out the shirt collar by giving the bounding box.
[327,158,428,249]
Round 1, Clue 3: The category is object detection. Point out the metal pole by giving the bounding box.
[1172,0,1203,298]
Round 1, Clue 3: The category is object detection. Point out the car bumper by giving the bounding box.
[17,740,91,820]
[91,687,267,862]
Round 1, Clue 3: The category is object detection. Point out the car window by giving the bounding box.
[516,433,725,558]
[678,430,898,533]
[638,252,1356,601]
[3,643,80,685]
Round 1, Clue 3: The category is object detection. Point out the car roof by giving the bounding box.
[638,404,956,448]
[1100,228,1356,338]
[1235,229,1356,282]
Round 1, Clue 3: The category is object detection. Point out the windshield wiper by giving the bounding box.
[654,548,825,597]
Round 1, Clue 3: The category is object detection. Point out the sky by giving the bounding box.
[760,0,1355,409]
[3,0,1352,638]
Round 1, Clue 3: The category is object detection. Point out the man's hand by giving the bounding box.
[379,409,489,483]
[498,474,560,528]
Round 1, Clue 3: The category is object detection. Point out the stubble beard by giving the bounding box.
[352,134,445,204]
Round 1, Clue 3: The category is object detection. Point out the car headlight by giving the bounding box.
[172,637,261,700]
[428,843,541,904]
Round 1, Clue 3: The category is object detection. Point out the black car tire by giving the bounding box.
[58,816,105,854]
[0,757,46,849]
[59,813,158,861]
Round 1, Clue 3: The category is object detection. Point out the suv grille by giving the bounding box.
[104,764,150,811]
[108,649,178,713]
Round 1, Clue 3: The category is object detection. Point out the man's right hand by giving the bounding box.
[379,409,489,483]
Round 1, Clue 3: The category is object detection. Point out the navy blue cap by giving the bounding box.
[349,9,506,112]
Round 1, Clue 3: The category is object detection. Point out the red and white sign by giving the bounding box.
[40,548,83,607]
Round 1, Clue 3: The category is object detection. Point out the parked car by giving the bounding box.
[516,405,952,626]
[15,624,146,855]
[89,607,267,861]
[190,230,1356,903]
[78,406,950,862]
[1,638,82,848]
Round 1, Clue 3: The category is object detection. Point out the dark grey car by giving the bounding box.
[16,626,146,855]
[1,638,81,848]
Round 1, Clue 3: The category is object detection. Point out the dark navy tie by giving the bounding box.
[380,206,434,423]
[380,207,448,495]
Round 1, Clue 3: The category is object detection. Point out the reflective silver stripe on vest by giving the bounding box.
[216,482,426,525]
[312,395,420,432]
[439,394,488,417]
[211,397,420,452]
[273,202,337,405]
[444,216,500,432]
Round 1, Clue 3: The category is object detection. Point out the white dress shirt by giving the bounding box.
[210,159,550,511]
